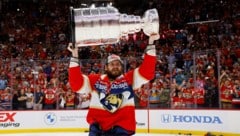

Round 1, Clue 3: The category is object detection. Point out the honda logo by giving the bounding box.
[161,114,171,123]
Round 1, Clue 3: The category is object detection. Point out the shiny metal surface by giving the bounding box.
[72,6,159,46]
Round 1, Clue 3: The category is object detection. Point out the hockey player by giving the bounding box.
[68,34,159,136]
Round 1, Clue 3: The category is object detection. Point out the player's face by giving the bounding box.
[106,60,123,80]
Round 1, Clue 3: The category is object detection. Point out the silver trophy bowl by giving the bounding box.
[72,6,159,46]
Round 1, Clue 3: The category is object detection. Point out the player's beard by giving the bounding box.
[106,69,122,80]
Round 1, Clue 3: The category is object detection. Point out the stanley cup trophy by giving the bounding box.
[70,6,159,47]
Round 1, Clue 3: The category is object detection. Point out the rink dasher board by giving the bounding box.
[0,109,240,135]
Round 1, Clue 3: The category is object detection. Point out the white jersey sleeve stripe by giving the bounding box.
[132,68,149,90]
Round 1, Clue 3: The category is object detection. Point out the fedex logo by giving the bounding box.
[0,113,16,122]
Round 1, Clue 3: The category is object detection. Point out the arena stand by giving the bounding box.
[0,1,240,135]
[0,0,240,110]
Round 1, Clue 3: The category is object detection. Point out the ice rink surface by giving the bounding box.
[1,133,179,136]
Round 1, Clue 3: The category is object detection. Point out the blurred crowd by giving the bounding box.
[0,0,240,110]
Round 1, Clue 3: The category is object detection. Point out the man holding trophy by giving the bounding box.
[68,6,159,136]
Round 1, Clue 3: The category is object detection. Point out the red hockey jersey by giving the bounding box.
[68,53,156,132]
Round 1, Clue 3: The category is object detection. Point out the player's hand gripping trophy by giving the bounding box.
[70,6,160,47]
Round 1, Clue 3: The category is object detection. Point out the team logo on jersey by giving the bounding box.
[100,93,123,113]
[95,77,134,113]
